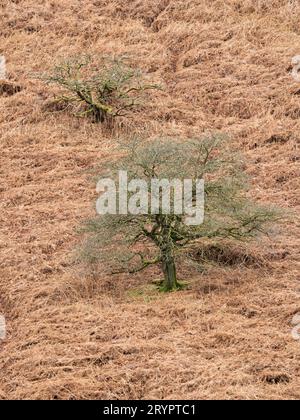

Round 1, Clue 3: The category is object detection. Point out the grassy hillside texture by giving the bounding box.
[0,0,299,400]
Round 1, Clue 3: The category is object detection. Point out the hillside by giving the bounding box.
[0,0,299,400]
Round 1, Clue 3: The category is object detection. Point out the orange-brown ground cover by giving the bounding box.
[0,0,299,400]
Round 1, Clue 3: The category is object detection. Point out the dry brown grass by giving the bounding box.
[0,0,299,400]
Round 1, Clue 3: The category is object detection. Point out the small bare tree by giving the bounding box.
[41,56,159,123]
[80,135,280,292]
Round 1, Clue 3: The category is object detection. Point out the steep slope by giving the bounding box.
[0,0,299,400]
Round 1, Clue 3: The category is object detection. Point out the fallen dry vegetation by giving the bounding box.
[0,0,299,400]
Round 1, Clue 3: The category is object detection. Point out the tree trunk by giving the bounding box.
[93,106,106,123]
[162,254,178,291]
[159,223,179,291]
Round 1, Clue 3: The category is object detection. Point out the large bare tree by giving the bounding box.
[80,135,279,291]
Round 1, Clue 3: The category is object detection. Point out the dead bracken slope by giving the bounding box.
[0,0,299,400]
